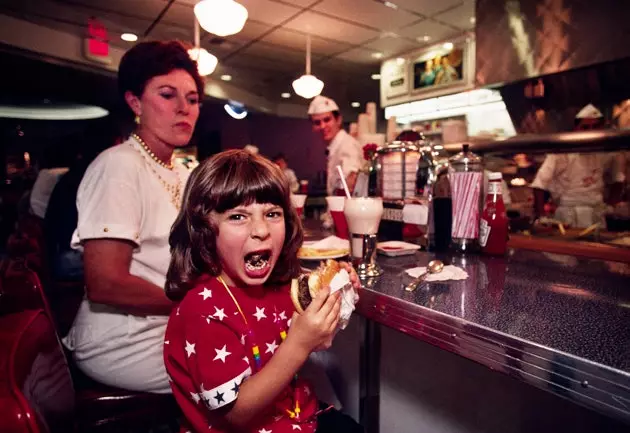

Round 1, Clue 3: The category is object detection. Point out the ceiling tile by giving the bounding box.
[313,0,418,32]
[240,41,318,64]
[223,20,274,42]
[393,0,463,18]
[282,10,379,45]
[261,28,352,56]
[269,0,315,7]
[397,19,461,44]
[433,0,475,30]
[333,47,383,65]
[362,35,420,57]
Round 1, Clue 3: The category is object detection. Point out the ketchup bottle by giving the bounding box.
[480,172,509,255]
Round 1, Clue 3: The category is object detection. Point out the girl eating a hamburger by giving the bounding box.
[164,149,362,433]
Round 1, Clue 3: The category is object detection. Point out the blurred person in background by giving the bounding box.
[62,40,203,393]
[29,142,71,219]
[308,95,362,196]
[272,152,299,193]
[532,104,625,227]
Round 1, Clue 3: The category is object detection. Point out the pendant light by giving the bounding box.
[292,34,324,99]
[194,0,248,37]
[188,16,217,76]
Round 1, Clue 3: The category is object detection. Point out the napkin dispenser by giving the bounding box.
[375,131,433,244]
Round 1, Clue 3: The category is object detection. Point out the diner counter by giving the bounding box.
[303,224,630,423]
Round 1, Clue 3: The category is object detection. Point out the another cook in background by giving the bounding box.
[272,153,299,193]
[308,96,363,196]
[532,104,625,228]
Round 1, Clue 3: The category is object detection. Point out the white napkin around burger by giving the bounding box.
[327,269,358,330]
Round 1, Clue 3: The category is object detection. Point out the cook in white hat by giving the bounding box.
[532,103,625,228]
[308,95,363,196]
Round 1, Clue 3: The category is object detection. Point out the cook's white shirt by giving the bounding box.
[326,129,363,195]
[531,153,625,206]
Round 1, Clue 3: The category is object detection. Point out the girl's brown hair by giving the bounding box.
[166,149,304,301]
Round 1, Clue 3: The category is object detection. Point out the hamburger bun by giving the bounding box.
[291,260,341,313]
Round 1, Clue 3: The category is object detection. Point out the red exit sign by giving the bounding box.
[83,17,111,64]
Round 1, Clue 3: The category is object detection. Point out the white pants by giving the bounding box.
[63,300,171,393]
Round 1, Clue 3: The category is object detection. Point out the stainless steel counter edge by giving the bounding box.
[355,286,630,423]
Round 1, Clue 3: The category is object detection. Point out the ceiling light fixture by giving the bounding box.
[371,52,384,59]
[470,17,476,24]
[220,74,232,81]
[189,17,217,76]
[121,33,138,42]
[443,42,454,50]
[371,74,381,80]
[0,104,109,120]
[422,35,431,42]
[396,57,405,65]
[281,93,291,98]
[351,102,360,108]
[224,100,247,119]
[292,34,324,99]
[194,0,248,37]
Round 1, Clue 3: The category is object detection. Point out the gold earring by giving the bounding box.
[134,115,141,125]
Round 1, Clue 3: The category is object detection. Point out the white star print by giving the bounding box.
[176,307,180,316]
[273,312,278,322]
[164,340,169,345]
[279,311,287,320]
[253,306,267,321]
[243,356,250,364]
[265,340,279,354]
[259,429,272,433]
[213,306,227,321]
[190,391,200,404]
[292,425,302,430]
[185,341,196,357]
[199,287,213,300]
[206,315,212,324]
[240,334,247,345]
[213,344,232,363]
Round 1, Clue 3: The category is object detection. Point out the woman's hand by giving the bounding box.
[287,287,341,355]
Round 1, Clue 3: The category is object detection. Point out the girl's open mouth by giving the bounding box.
[244,249,272,278]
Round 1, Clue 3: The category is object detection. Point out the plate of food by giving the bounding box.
[298,237,350,260]
[297,246,349,260]
[377,240,421,257]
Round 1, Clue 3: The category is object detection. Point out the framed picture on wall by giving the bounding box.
[411,42,469,93]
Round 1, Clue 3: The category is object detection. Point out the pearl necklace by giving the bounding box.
[130,134,182,211]
[131,133,174,170]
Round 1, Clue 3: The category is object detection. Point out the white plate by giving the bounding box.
[377,241,421,257]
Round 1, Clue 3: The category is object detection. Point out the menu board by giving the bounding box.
[380,58,409,100]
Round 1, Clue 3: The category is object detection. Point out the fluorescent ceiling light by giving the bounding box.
[443,42,454,50]
[0,104,109,120]
[121,33,138,42]
[371,74,381,80]
[351,102,360,108]
[194,0,248,37]
[220,74,232,81]
[281,93,291,99]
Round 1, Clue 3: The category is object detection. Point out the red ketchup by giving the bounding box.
[480,172,509,255]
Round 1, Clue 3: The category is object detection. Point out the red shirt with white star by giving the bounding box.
[164,275,319,433]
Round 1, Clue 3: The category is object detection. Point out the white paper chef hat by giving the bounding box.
[307,95,339,115]
[576,103,603,119]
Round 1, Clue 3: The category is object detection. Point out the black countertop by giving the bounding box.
[303,224,630,422]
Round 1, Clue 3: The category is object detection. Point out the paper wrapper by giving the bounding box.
[405,265,468,281]
[328,269,358,330]
[306,236,350,250]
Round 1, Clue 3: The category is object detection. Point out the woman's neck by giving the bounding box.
[134,127,173,165]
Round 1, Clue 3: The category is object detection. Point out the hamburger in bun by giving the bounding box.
[290,260,343,313]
